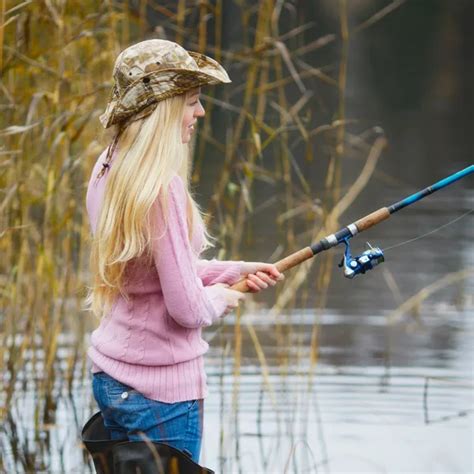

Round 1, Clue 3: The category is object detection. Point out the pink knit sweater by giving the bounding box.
[86,148,244,402]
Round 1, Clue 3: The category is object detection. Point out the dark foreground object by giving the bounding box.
[82,412,214,474]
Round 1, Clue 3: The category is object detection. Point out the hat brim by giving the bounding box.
[100,52,231,129]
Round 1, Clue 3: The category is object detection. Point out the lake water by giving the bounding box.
[2,305,472,473]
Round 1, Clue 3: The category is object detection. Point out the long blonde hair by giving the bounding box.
[84,93,215,319]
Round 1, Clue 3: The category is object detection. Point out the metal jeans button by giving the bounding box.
[121,391,129,400]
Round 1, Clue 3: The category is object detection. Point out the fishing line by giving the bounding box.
[384,208,474,252]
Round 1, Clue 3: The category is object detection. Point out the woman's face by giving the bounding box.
[181,88,205,144]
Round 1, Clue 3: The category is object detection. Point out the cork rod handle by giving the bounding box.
[354,207,390,232]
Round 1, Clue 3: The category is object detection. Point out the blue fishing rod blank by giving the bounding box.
[388,165,474,214]
[311,165,474,257]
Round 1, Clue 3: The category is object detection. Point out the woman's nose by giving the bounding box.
[195,101,205,117]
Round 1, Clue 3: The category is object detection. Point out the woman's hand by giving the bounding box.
[240,261,284,293]
[214,283,247,315]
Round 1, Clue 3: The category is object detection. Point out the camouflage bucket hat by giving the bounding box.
[99,39,231,129]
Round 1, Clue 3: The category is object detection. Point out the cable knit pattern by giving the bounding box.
[86,148,244,402]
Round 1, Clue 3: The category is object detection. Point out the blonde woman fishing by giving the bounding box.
[83,39,284,465]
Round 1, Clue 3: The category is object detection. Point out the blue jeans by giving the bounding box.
[92,371,203,462]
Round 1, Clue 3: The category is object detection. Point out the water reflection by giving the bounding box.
[203,303,473,473]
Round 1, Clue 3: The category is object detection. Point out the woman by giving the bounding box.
[84,39,284,463]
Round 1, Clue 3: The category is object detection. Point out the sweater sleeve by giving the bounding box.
[151,175,231,329]
[196,258,244,286]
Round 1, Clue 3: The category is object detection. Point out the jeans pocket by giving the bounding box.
[93,372,137,405]
[105,380,140,403]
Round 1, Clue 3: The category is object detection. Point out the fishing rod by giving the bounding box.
[231,165,474,292]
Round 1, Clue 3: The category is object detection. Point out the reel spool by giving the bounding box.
[338,239,385,279]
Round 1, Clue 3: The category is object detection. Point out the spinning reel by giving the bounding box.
[338,239,385,279]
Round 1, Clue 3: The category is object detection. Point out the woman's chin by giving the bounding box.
[182,133,192,144]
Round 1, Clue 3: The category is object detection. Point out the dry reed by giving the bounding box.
[0,1,414,471]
